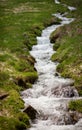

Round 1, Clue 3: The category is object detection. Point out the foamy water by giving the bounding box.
[22,0,82,130]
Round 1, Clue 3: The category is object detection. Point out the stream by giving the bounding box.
[22,0,82,130]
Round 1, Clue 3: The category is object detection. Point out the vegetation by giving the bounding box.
[0,115,29,130]
[0,0,68,129]
[0,0,81,128]
[69,100,82,113]
[50,0,82,113]
[50,0,82,96]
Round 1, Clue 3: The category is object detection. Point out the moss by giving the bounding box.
[53,41,61,50]
[69,100,82,113]
[18,112,30,127]
[1,90,24,115]
[26,83,32,88]
[0,90,30,129]
[0,116,27,130]
[23,72,38,84]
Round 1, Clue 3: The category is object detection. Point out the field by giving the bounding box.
[0,0,67,129]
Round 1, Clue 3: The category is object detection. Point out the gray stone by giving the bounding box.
[23,105,37,120]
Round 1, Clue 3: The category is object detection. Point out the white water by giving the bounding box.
[22,0,82,130]
[68,6,76,11]
[55,0,60,4]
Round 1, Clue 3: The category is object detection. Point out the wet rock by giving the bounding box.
[52,84,78,97]
[64,87,74,97]
[64,111,82,125]
[70,111,82,121]
[23,105,38,120]
[51,111,82,125]
[54,72,59,77]
[34,67,37,71]
[64,113,76,125]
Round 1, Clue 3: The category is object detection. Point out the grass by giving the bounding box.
[0,115,29,130]
[69,100,82,113]
[0,0,68,129]
[0,89,30,130]
[50,0,82,96]
[50,0,82,113]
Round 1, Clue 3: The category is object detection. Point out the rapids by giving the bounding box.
[22,0,82,130]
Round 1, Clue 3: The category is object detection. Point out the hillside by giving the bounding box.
[50,0,82,113]
[50,0,82,95]
[0,0,67,129]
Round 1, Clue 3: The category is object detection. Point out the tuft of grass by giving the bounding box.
[0,116,27,130]
[69,100,82,113]
[22,71,38,84]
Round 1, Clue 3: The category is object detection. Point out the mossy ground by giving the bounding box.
[0,0,68,129]
[50,0,82,112]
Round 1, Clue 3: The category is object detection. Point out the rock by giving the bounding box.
[51,33,60,43]
[14,77,27,88]
[23,105,38,120]
[52,84,78,97]
[0,93,9,100]
[54,72,59,77]
[69,111,82,124]
[18,78,26,87]
[27,55,36,65]
[34,67,37,72]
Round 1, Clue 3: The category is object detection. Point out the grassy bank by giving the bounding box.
[0,0,67,129]
[69,99,82,113]
[50,0,82,112]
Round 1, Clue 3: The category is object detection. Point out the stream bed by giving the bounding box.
[22,0,82,130]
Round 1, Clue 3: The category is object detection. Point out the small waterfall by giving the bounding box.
[22,0,82,130]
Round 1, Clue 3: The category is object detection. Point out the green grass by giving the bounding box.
[50,0,82,113]
[69,100,82,113]
[0,116,29,130]
[0,89,30,130]
[50,0,82,96]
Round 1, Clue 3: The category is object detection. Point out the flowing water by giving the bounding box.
[22,0,82,130]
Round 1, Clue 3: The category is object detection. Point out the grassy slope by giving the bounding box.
[50,0,82,112]
[0,0,67,129]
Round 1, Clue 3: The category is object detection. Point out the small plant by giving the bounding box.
[69,100,82,113]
